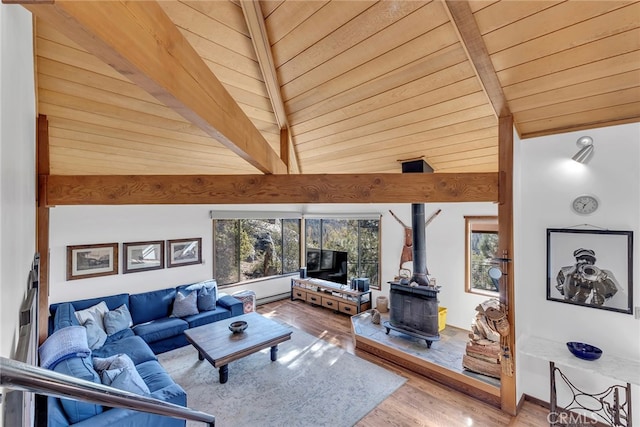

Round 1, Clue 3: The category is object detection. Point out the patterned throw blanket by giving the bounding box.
[39,325,91,369]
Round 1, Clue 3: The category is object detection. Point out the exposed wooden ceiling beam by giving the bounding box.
[444,0,510,118]
[21,1,287,174]
[240,0,299,174]
[240,0,288,129]
[44,173,498,206]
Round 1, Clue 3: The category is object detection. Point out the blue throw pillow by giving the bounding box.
[171,291,198,317]
[83,318,107,350]
[103,304,133,335]
[102,367,150,395]
[197,286,217,311]
[53,356,103,423]
[94,354,150,395]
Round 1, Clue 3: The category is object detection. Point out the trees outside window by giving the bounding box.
[214,220,239,285]
[282,219,300,274]
[214,216,379,288]
[306,218,380,289]
[213,219,300,286]
[358,219,380,287]
[465,216,499,295]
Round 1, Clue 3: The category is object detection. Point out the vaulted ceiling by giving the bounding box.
[23,0,640,176]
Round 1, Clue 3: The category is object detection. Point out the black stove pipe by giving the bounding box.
[411,203,430,286]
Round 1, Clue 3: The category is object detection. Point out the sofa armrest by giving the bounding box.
[71,383,186,427]
[217,295,244,317]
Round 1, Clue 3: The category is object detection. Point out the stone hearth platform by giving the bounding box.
[351,310,501,408]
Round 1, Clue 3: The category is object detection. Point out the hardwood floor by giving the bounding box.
[257,298,549,427]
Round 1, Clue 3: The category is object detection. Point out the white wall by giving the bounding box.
[49,202,490,330]
[0,4,36,359]
[48,204,375,302]
[49,204,346,303]
[515,123,640,417]
[0,6,36,426]
[50,205,219,303]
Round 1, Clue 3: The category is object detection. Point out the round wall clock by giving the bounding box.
[571,195,599,215]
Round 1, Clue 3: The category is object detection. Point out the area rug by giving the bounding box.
[157,325,406,427]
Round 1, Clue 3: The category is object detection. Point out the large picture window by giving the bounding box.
[305,218,380,289]
[213,218,300,286]
[465,216,499,295]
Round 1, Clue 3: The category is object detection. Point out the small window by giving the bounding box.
[465,216,499,296]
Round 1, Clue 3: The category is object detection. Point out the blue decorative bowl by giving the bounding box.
[566,342,602,361]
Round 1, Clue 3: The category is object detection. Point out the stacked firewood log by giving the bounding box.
[462,298,502,379]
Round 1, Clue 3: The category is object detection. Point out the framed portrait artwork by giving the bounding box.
[123,240,164,274]
[67,243,118,280]
[167,238,202,268]
[546,228,633,314]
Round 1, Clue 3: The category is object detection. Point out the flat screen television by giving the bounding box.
[306,248,347,285]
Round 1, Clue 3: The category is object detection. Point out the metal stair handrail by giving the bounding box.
[0,356,215,426]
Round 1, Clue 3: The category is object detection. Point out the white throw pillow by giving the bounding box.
[75,301,109,333]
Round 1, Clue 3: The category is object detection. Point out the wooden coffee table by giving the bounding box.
[184,312,292,384]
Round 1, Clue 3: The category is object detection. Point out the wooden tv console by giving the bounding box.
[291,278,371,315]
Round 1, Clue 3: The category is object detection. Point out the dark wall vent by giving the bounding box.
[401,159,433,174]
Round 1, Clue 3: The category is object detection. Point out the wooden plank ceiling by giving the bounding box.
[29,0,640,176]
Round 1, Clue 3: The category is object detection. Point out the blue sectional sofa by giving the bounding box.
[48,284,244,354]
[43,282,244,427]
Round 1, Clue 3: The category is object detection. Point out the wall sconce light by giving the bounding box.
[572,136,594,164]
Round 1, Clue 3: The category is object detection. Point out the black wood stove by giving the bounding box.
[383,161,440,347]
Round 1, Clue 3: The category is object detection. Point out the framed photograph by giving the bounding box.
[167,238,202,268]
[67,243,118,280]
[547,228,633,314]
[123,240,164,274]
